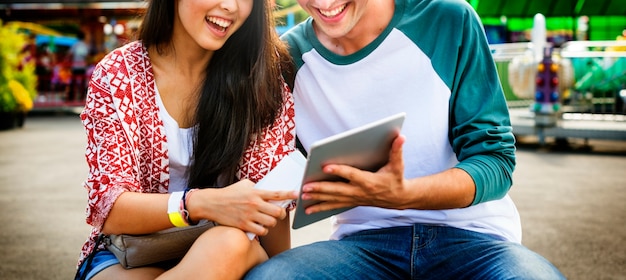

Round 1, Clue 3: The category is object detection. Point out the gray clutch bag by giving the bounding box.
[103,220,216,268]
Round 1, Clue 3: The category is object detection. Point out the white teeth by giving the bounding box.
[206,16,231,29]
[319,4,346,17]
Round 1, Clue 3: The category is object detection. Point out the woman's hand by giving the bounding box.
[187,179,298,236]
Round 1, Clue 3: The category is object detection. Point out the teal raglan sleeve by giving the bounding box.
[424,0,516,205]
[452,3,516,205]
[280,19,313,70]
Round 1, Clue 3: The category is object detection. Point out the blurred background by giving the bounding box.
[0,0,624,279]
[1,0,625,143]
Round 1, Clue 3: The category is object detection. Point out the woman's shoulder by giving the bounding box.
[97,41,148,68]
[111,41,146,55]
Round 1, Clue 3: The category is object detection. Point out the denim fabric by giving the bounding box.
[74,250,119,280]
[246,225,565,279]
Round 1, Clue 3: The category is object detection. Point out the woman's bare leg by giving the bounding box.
[158,226,268,280]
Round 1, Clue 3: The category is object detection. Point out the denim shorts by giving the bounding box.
[74,250,119,280]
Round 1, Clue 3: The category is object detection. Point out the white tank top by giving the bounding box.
[155,90,194,193]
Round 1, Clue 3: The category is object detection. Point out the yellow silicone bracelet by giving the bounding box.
[168,211,189,227]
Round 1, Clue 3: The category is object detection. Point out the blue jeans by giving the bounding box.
[246,225,565,279]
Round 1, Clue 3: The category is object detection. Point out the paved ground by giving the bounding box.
[0,114,625,279]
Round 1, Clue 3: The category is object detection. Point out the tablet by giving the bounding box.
[292,112,406,229]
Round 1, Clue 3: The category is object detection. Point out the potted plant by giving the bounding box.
[0,20,37,130]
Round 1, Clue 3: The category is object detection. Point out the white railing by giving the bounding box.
[490,42,534,62]
[561,41,626,58]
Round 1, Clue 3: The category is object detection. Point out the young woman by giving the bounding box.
[74,0,297,278]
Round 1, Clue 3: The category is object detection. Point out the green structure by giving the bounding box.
[467,0,626,41]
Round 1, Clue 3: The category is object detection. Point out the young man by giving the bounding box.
[246,0,565,278]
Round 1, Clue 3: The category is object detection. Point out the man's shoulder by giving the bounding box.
[280,20,310,45]
[280,20,315,66]
[402,0,474,21]
[398,0,478,44]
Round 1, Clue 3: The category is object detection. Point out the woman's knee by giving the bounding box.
[198,226,268,265]
[196,226,252,253]
[162,226,265,279]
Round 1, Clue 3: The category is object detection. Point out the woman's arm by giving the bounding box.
[103,180,297,235]
[101,192,171,235]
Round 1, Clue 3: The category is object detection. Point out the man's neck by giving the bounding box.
[318,0,395,55]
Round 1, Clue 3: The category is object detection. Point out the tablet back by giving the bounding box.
[292,112,406,229]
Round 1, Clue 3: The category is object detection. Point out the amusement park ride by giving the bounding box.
[532,47,561,127]
[493,14,626,145]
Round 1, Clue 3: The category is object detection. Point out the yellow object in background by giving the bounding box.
[8,80,33,111]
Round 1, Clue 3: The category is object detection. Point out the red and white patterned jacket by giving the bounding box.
[77,41,296,266]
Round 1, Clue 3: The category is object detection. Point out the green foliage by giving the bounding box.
[0,20,37,112]
[274,0,309,27]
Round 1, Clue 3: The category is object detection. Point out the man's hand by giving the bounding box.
[300,135,412,214]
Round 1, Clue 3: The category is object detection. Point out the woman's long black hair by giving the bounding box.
[137,0,294,188]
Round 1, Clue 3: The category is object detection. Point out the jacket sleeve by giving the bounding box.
[80,55,140,228]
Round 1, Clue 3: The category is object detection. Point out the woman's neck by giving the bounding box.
[149,44,209,128]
